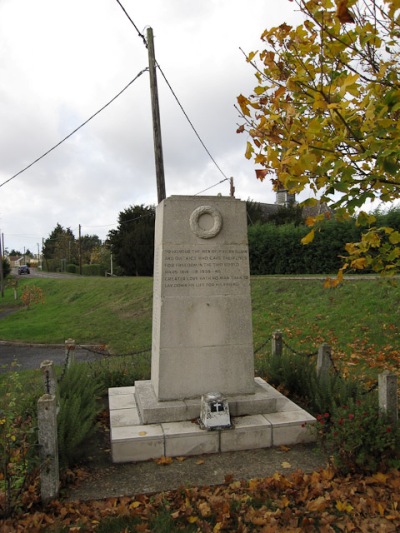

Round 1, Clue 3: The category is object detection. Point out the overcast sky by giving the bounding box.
[0,0,303,255]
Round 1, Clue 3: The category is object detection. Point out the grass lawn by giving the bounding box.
[0,274,398,379]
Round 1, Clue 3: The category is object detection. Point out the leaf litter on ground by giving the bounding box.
[1,467,399,531]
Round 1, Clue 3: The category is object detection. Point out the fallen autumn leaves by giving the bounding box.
[1,466,399,531]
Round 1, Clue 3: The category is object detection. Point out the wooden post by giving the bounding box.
[38,394,59,503]
[271,331,283,357]
[147,27,166,203]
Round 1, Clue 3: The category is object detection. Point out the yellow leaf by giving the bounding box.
[351,257,367,270]
[245,141,254,160]
[155,456,173,465]
[301,229,315,245]
[237,94,251,117]
[129,501,141,509]
[195,459,205,465]
[305,216,316,227]
[336,500,354,513]
[371,472,388,484]
[324,277,338,289]
[281,461,291,469]
[254,86,267,95]
[377,502,386,516]
[389,231,400,244]
[188,516,198,523]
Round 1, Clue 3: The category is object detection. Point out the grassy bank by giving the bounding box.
[0,275,398,374]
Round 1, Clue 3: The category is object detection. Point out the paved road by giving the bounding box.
[12,267,76,279]
[0,342,107,373]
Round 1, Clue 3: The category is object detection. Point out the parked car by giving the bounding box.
[18,265,30,275]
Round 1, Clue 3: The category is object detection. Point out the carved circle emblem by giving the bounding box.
[189,205,223,239]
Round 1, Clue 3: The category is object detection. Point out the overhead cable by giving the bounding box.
[157,63,230,181]
[114,0,230,183]
[0,68,148,189]
[195,178,230,196]
[114,0,148,48]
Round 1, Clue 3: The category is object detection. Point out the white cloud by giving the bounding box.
[0,0,300,253]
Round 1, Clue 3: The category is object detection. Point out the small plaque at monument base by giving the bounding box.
[199,392,231,430]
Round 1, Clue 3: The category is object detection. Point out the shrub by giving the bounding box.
[316,396,400,474]
[82,264,106,276]
[57,363,103,469]
[66,264,78,274]
[0,366,40,518]
[21,285,45,309]
[88,351,151,391]
[261,349,362,415]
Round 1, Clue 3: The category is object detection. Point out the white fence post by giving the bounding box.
[37,394,59,503]
[379,371,398,426]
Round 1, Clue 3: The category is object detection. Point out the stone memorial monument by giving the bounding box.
[109,196,315,462]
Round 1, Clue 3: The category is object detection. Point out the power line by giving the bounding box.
[156,63,230,182]
[0,68,148,189]
[114,0,230,183]
[195,178,230,196]
[114,0,148,48]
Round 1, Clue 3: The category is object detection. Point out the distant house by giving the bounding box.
[8,255,24,268]
[256,187,332,222]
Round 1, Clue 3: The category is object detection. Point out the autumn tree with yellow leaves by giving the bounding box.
[238,0,400,280]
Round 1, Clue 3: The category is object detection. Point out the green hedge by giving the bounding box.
[248,219,362,275]
[82,264,106,276]
[66,264,78,274]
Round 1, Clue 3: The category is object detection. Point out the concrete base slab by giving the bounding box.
[109,378,316,463]
[134,379,279,424]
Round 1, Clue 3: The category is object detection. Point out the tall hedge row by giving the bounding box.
[248,219,362,275]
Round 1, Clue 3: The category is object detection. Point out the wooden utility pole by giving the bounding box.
[79,224,82,276]
[147,27,166,203]
[230,177,235,198]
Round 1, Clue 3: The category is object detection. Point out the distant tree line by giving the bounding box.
[41,205,155,276]
[39,203,400,277]
[42,224,110,276]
